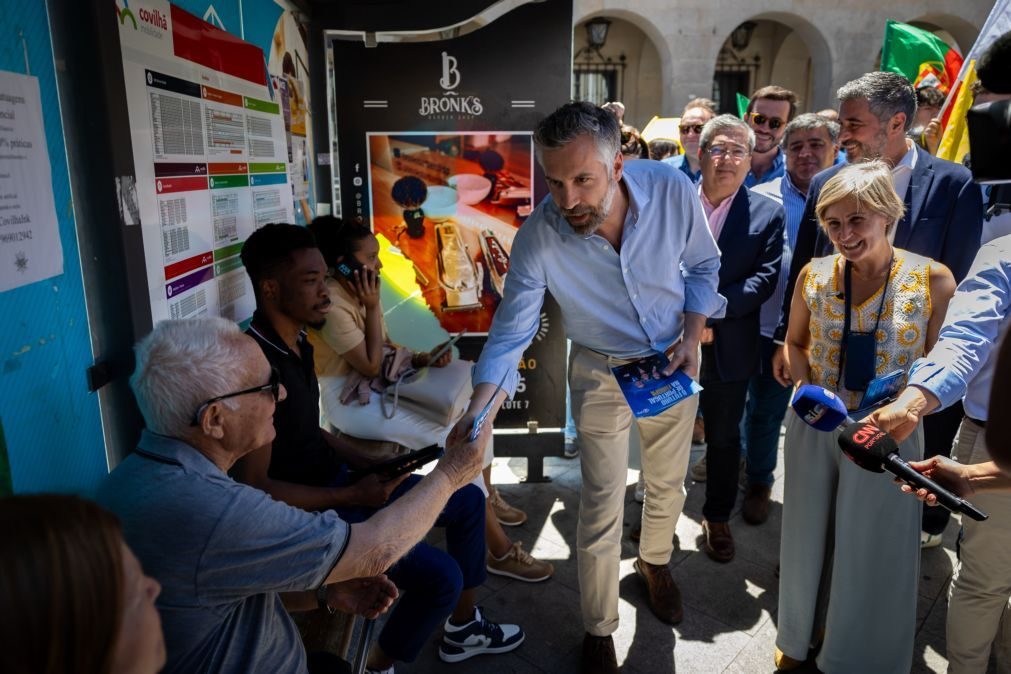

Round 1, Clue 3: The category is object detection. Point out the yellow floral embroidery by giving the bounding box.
[803,252,931,410]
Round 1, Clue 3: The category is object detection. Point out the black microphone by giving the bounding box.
[838,421,988,522]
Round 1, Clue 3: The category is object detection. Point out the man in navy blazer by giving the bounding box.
[694,115,785,563]
[772,71,983,546]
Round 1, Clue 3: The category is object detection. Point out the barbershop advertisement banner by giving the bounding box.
[329,0,571,429]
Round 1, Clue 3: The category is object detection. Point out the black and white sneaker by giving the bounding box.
[438,606,525,663]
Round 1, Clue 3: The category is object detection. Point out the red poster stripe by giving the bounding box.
[155,176,207,194]
[201,85,243,107]
[165,251,214,280]
[170,5,266,87]
[208,162,248,175]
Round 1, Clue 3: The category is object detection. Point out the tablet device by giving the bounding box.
[352,445,444,482]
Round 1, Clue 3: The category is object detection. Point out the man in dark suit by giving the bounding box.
[771,71,983,546]
[695,115,785,562]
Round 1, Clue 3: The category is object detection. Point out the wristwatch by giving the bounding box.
[316,585,335,615]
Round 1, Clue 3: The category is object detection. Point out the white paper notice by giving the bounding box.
[0,70,64,293]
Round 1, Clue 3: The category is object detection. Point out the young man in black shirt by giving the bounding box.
[235,224,524,670]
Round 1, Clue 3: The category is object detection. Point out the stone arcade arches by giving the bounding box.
[573,0,991,119]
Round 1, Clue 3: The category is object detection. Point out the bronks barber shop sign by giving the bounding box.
[418,52,484,118]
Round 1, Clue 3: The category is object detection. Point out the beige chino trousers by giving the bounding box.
[947,418,1011,674]
[569,344,697,636]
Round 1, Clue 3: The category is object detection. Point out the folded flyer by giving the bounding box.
[611,353,703,418]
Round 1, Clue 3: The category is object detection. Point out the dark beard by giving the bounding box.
[563,178,618,236]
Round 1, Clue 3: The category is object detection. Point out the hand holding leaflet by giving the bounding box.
[468,370,509,442]
[612,353,702,418]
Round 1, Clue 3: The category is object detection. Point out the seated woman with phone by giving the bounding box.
[774,162,955,673]
[307,216,553,583]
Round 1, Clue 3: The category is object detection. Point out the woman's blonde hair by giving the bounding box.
[815,161,905,234]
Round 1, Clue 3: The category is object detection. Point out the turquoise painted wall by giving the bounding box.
[0,0,106,495]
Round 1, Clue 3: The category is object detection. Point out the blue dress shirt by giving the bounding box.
[98,430,349,674]
[751,173,806,338]
[661,154,701,183]
[744,147,786,188]
[473,160,726,396]
[907,235,1011,420]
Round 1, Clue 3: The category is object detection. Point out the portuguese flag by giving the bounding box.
[881,20,963,94]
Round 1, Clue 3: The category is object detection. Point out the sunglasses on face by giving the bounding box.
[747,112,786,131]
[679,124,704,135]
[190,366,282,426]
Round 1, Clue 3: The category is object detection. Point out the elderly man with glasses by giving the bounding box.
[743,85,798,188]
[98,317,491,674]
[694,114,785,563]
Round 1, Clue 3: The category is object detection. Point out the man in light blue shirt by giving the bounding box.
[454,101,725,673]
[740,114,839,523]
[662,98,716,184]
[870,235,1011,672]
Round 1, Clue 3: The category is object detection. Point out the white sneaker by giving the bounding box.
[439,606,525,663]
[634,472,646,503]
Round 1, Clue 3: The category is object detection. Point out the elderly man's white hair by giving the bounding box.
[130,317,249,438]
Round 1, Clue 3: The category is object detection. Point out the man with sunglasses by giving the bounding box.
[663,97,716,183]
[98,316,493,673]
[743,86,798,188]
[693,115,784,563]
[234,224,525,671]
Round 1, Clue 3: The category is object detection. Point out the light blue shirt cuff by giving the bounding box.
[907,357,967,412]
[685,286,727,320]
[471,360,521,399]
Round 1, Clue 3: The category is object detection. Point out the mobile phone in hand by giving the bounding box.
[427,331,465,366]
[335,256,365,281]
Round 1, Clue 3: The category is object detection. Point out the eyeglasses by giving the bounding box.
[679,124,704,135]
[190,367,282,426]
[705,144,750,161]
[747,112,786,131]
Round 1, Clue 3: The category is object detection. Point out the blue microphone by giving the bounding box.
[790,384,854,431]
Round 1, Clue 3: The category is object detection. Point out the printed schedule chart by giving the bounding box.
[118,1,294,325]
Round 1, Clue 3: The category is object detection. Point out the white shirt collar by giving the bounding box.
[892,139,917,175]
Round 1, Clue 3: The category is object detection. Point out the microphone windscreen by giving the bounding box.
[791,384,849,432]
[837,421,891,473]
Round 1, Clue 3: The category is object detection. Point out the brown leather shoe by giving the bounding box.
[742,483,772,525]
[581,633,618,674]
[634,558,683,624]
[702,519,735,563]
[692,416,706,444]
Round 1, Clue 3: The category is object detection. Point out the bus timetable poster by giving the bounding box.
[116,1,294,325]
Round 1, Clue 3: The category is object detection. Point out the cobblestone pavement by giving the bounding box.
[390,437,965,673]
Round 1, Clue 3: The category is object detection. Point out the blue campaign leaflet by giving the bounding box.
[611,354,702,418]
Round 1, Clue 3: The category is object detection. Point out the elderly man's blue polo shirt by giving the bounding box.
[98,430,350,674]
